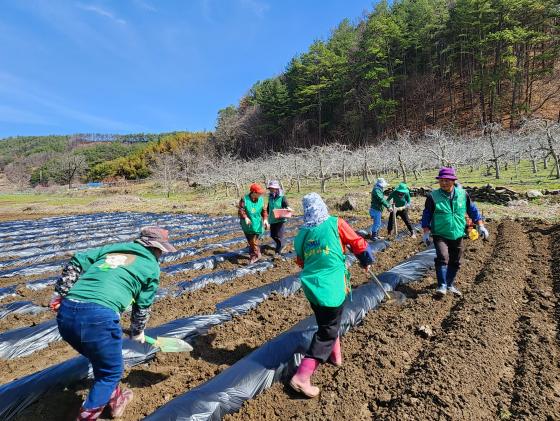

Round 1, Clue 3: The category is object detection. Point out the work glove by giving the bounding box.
[244,217,251,225]
[263,220,270,230]
[422,231,431,246]
[49,294,62,312]
[131,331,145,344]
[477,225,489,240]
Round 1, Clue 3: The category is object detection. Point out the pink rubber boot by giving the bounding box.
[289,357,320,398]
[329,337,342,367]
[108,386,134,418]
[76,406,104,421]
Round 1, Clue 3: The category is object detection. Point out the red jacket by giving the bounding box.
[296,218,369,268]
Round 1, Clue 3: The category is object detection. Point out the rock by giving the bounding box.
[507,199,528,207]
[526,190,543,199]
[338,195,361,211]
[416,324,434,338]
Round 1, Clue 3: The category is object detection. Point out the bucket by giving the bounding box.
[273,209,293,218]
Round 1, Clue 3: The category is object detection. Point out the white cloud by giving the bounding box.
[240,0,269,17]
[0,105,52,125]
[0,72,144,132]
[134,0,157,12]
[77,3,127,25]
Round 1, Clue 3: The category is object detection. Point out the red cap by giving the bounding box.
[249,183,265,194]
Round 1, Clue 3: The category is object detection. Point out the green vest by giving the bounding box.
[66,242,160,313]
[431,187,467,240]
[240,194,264,235]
[294,216,348,307]
[268,194,286,224]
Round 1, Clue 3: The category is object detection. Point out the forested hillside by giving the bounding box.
[0,131,206,187]
[213,0,560,157]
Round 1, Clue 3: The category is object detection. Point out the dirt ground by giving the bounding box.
[10,218,420,420]
[5,218,559,421]
[227,220,560,421]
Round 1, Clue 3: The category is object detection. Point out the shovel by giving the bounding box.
[392,204,398,239]
[145,335,193,353]
[368,268,407,305]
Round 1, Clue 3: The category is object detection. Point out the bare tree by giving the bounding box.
[5,159,31,190]
[54,153,88,188]
[150,154,180,198]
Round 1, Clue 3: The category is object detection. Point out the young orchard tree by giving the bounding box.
[150,154,180,198]
[520,119,560,179]
[419,129,459,168]
[483,124,508,180]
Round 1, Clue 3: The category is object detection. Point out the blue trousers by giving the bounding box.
[57,299,123,409]
[369,208,383,235]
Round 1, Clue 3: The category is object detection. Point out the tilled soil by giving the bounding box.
[0,253,297,383]
[12,219,558,421]
[227,220,560,421]
[11,221,421,421]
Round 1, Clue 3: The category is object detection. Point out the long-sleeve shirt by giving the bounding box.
[421,188,482,229]
[370,187,391,211]
[296,218,374,268]
[56,242,160,336]
[238,196,268,220]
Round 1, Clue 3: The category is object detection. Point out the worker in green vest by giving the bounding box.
[421,168,489,296]
[387,182,416,238]
[266,180,291,258]
[238,183,269,264]
[49,226,176,420]
[290,193,374,398]
[369,178,391,240]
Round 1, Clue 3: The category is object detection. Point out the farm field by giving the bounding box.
[0,207,558,420]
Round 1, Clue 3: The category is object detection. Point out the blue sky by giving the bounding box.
[0,0,373,138]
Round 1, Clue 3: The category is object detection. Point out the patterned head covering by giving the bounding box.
[375,178,388,189]
[302,192,329,228]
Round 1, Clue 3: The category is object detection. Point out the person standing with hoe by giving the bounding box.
[369,178,391,240]
[49,226,176,421]
[290,193,374,398]
[238,183,269,264]
[266,180,292,258]
[421,168,489,296]
[387,182,416,238]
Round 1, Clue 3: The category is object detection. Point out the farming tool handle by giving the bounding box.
[368,268,391,299]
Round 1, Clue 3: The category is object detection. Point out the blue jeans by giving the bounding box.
[57,299,123,409]
[369,208,383,235]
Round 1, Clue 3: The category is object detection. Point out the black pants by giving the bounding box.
[433,236,464,271]
[387,209,414,234]
[270,222,285,253]
[306,302,344,363]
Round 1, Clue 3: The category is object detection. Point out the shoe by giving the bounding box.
[329,337,342,367]
[249,256,260,264]
[448,285,462,296]
[289,357,320,398]
[435,285,447,296]
[76,406,104,421]
[108,386,134,418]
